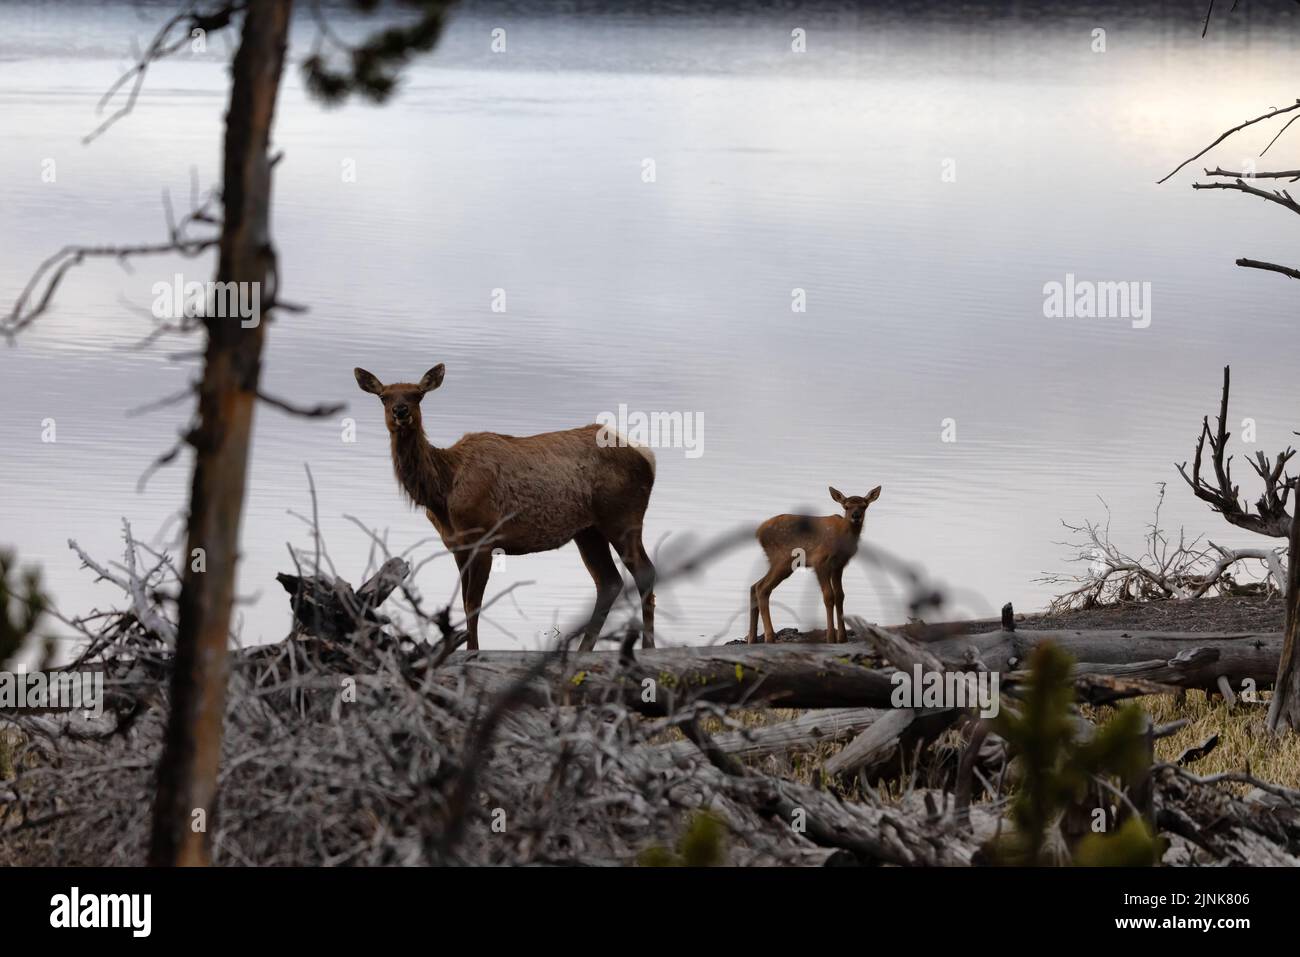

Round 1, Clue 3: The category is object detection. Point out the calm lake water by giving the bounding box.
[3,0,1300,652]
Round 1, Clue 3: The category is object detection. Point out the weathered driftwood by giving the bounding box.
[250,643,1234,716]
[828,617,965,778]
[853,618,944,674]
[1157,766,1300,866]
[821,708,962,779]
[277,557,410,641]
[919,628,1281,691]
[651,708,885,762]
[433,645,901,713]
[418,633,1282,713]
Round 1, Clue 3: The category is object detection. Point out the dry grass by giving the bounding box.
[1145,693,1300,787]
[1081,693,1300,791]
[0,730,14,780]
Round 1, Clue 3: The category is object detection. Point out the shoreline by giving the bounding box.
[723,593,1288,647]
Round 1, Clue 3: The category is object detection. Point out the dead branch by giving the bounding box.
[1236,258,1300,281]
[1191,177,1300,215]
[1158,99,1300,184]
[1176,366,1294,539]
[1,184,221,342]
[85,2,245,145]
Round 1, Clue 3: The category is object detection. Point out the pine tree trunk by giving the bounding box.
[149,0,294,866]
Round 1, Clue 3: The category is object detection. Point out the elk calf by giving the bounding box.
[354,364,657,652]
[746,486,882,644]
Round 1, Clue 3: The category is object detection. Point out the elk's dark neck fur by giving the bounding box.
[390,427,455,513]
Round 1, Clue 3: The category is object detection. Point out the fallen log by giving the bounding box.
[830,617,965,779]
[431,645,900,713]
[918,628,1281,692]
[338,637,1278,713]
[651,708,885,762]
[431,629,1279,690]
[822,707,960,779]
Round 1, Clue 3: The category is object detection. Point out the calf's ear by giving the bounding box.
[829,486,846,505]
[865,486,882,505]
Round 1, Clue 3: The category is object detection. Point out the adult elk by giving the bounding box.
[746,486,882,644]
[354,365,657,652]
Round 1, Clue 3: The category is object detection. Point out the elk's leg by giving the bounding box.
[831,567,847,643]
[604,523,656,649]
[817,567,836,644]
[746,579,763,644]
[626,539,657,650]
[459,550,492,652]
[574,528,622,652]
[757,563,792,644]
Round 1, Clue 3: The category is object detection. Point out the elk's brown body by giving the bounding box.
[746,486,882,644]
[356,365,656,651]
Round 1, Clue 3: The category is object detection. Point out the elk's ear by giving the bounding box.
[354,368,384,395]
[829,486,846,505]
[418,364,446,394]
[865,485,882,505]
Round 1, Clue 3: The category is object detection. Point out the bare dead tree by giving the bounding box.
[1275,496,1300,730]
[1173,367,1300,730]
[1176,368,1294,540]
[1162,9,1300,727]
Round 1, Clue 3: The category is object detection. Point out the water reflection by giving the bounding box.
[2,0,1298,649]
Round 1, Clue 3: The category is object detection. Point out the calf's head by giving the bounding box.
[829,485,882,527]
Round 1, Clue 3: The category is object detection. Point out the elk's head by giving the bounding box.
[353,364,445,435]
[829,485,882,527]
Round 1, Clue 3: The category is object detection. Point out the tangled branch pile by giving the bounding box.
[0,588,996,866]
[1040,486,1285,613]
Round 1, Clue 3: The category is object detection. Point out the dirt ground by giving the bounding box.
[730,594,1287,645]
[1004,594,1286,634]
